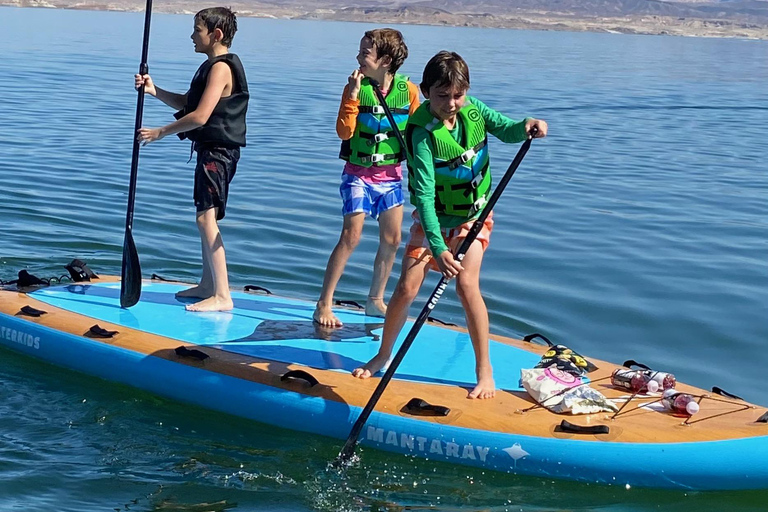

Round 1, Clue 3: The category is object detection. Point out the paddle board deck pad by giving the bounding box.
[1,276,766,490]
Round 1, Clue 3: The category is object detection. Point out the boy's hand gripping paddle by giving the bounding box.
[336,85,537,464]
[120,0,153,308]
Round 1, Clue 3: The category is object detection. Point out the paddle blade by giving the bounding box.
[337,438,358,465]
[120,230,142,308]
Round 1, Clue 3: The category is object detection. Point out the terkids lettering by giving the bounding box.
[0,326,40,349]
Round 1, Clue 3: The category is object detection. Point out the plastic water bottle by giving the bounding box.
[662,389,700,416]
[647,370,676,391]
[611,369,660,393]
[611,369,676,392]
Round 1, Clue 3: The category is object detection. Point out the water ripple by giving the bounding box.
[1,8,768,511]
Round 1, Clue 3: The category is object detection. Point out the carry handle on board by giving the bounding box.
[556,420,610,435]
[175,346,209,361]
[336,120,538,464]
[281,370,320,387]
[523,332,554,346]
[623,359,652,371]
[120,0,154,308]
[402,398,450,417]
[712,386,744,401]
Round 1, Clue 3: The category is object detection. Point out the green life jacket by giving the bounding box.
[339,74,410,167]
[405,100,490,217]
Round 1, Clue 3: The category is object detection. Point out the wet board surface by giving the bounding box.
[30,281,541,390]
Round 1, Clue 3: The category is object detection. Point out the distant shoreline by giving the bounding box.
[4,2,768,40]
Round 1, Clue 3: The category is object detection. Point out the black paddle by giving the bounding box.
[367,78,408,158]
[337,109,537,464]
[120,0,153,308]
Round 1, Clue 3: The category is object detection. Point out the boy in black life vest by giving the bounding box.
[353,51,547,399]
[135,7,249,312]
[313,29,420,327]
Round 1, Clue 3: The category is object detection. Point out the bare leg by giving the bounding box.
[176,233,214,298]
[454,239,495,399]
[186,209,234,312]
[366,205,403,318]
[352,255,429,378]
[314,213,365,327]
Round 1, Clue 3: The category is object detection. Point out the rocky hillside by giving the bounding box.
[4,0,768,38]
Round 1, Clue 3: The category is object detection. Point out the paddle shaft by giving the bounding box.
[120,0,153,308]
[126,1,152,231]
[338,129,535,463]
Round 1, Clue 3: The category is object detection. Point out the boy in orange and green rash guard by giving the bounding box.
[314,29,420,327]
[353,51,548,399]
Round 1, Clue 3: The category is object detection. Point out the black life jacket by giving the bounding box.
[175,53,249,147]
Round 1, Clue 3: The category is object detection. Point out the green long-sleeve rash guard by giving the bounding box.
[409,96,530,257]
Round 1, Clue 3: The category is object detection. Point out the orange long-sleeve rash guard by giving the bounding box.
[336,80,421,140]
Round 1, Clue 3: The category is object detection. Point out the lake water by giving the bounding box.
[0,6,767,511]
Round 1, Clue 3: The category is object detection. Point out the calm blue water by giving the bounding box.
[1,6,767,511]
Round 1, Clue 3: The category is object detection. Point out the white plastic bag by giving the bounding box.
[521,366,618,414]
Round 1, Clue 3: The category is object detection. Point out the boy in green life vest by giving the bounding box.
[134,7,249,312]
[353,51,548,399]
[313,29,420,327]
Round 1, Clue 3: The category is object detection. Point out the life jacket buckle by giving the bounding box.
[368,154,385,164]
[469,197,487,216]
[370,132,389,145]
[371,105,386,115]
[459,148,476,164]
[470,172,484,189]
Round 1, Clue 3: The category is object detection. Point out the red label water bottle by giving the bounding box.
[662,389,700,416]
[611,369,660,393]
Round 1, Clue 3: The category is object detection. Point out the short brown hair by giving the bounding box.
[364,28,408,74]
[195,7,238,48]
[420,51,470,95]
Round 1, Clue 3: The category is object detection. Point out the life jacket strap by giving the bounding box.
[431,194,487,217]
[360,152,402,165]
[444,196,487,216]
[359,105,409,115]
[434,139,488,171]
[356,130,405,146]
[435,164,489,200]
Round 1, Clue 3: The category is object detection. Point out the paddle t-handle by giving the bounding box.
[337,127,537,464]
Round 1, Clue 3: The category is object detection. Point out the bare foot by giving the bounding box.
[185,295,233,312]
[176,285,213,299]
[351,353,390,379]
[313,302,343,327]
[365,297,387,318]
[468,365,496,399]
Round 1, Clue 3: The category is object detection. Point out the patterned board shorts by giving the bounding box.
[194,146,240,220]
[339,172,404,220]
[405,210,494,271]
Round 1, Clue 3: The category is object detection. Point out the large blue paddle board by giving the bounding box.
[1,277,767,491]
